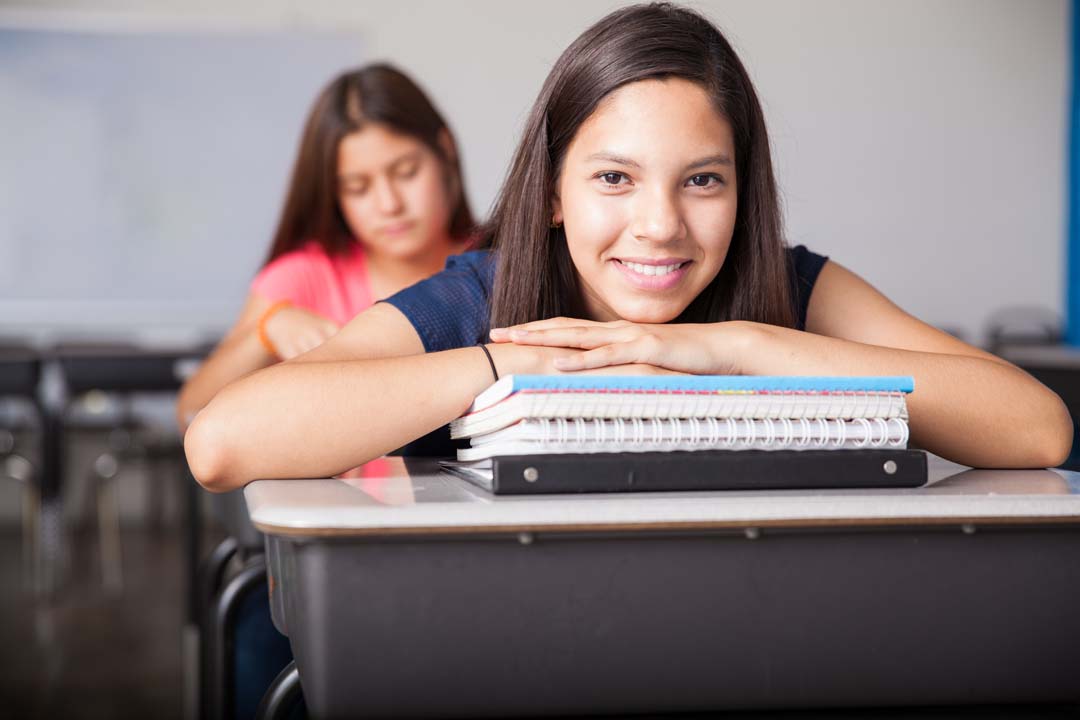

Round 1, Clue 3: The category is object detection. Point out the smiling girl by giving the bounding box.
[185,3,1072,490]
[176,64,475,427]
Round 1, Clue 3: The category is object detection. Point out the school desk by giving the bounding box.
[245,455,1080,719]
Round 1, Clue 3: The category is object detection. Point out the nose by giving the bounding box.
[628,185,684,244]
[372,175,405,216]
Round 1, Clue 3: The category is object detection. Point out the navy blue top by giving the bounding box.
[383,245,828,353]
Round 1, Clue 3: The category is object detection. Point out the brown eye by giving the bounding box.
[687,174,723,188]
[601,172,625,185]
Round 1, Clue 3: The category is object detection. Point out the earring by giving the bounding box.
[550,219,561,229]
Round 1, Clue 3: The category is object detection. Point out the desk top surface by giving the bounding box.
[244,455,1080,537]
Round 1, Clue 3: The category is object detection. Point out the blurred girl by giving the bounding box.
[177,63,475,427]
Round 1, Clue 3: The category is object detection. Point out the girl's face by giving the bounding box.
[554,78,737,323]
[336,123,456,260]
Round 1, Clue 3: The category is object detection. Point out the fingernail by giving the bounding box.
[553,357,571,369]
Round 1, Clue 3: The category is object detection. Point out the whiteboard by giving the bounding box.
[0,27,362,336]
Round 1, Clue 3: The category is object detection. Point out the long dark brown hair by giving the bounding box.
[488,2,794,329]
[265,64,476,265]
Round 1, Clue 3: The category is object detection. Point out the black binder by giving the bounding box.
[441,449,927,495]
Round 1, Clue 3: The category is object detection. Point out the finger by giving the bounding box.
[507,325,639,350]
[493,317,608,336]
[490,323,554,342]
[552,342,641,371]
[491,317,632,342]
[298,335,320,353]
[579,364,689,377]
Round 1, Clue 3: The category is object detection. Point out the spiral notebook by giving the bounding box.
[452,375,913,452]
[443,374,922,494]
[457,416,910,461]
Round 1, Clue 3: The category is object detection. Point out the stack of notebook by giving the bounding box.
[442,375,926,494]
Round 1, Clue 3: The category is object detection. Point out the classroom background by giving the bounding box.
[0,0,1071,717]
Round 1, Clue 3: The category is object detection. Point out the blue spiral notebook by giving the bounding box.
[467,374,916,413]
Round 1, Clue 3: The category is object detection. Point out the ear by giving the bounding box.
[436,127,463,202]
[551,189,563,226]
[437,127,458,165]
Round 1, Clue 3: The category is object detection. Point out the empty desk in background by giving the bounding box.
[998,344,1080,469]
[997,344,1080,410]
[245,455,1080,719]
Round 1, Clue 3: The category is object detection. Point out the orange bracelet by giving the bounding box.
[257,300,292,359]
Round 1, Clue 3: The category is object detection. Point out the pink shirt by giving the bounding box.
[250,241,373,327]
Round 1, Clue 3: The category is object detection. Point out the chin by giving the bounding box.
[613,300,687,325]
[370,236,430,260]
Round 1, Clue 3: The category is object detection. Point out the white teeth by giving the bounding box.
[620,260,683,277]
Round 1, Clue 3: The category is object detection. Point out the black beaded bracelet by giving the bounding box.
[477,343,499,382]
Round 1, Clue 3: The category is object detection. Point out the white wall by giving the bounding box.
[0,0,1068,345]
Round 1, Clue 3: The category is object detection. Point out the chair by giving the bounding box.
[55,342,205,591]
[0,343,44,592]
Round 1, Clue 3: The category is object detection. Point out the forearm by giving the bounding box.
[731,322,1073,468]
[176,329,274,431]
[185,345,501,491]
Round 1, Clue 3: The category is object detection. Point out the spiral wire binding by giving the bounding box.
[489,395,910,451]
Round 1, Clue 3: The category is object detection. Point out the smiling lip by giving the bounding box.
[611,257,692,291]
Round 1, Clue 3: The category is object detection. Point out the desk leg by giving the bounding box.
[207,560,268,720]
[255,661,302,720]
[185,466,202,625]
[37,400,63,599]
[182,465,205,720]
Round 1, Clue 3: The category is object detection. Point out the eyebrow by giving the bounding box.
[585,151,734,170]
[338,151,422,181]
[586,152,641,168]
[686,154,734,170]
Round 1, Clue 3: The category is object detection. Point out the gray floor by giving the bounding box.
[0,525,208,719]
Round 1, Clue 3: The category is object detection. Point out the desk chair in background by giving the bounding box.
[196,488,292,720]
[985,306,1063,354]
[0,342,44,592]
[55,343,202,592]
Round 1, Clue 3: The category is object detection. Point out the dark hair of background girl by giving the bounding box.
[487,2,794,329]
[265,64,477,265]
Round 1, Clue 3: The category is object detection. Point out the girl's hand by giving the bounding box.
[263,307,341,360]
[486,338,685,377]
[489,318,752,375]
